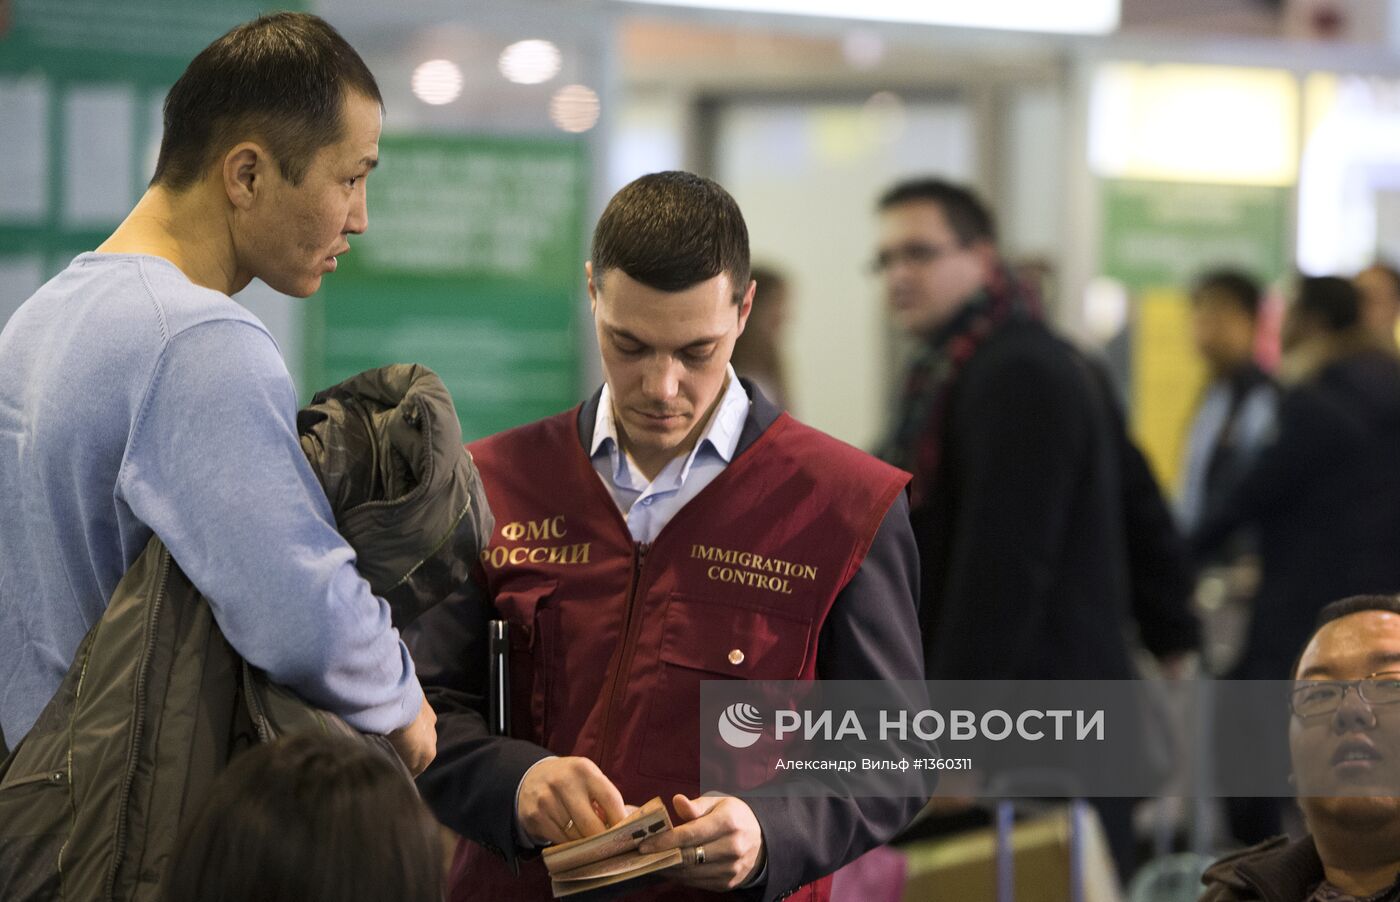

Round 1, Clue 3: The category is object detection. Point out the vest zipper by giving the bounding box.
[600,541,649,764]
[102,549,172,901]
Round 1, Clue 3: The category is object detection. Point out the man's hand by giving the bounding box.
[518,757,628,844]
[639,794,765,892]
[388,695,437,776]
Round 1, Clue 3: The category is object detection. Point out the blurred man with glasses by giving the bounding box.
[1202,595,1400,901]
[872,178,1196,684]
[872,178,1200,880]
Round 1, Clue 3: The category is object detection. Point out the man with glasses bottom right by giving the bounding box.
[1203,595,1400,901]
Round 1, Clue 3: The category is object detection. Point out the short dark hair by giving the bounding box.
[1193,268,1263,318]
[161,734,443,902]
[592,171,750,302]
[1316,594,1400,629]
[877,178,997,246]
[1291,594,1400,678]
[152,12,382,191]
[1294,275,1361,333]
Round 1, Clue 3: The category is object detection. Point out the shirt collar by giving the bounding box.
[700,367,749,463]
[591,365,749,472]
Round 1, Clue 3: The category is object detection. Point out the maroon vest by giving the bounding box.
[450,407,908,902]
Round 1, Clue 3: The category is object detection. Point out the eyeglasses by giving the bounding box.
[1290,671,1400,718]
[869,242,964,274]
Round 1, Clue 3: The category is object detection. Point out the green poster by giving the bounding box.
[1102,179,1291,293]
[0,0,287,317]
[1100,178,1290,486]
[313,134,589,441]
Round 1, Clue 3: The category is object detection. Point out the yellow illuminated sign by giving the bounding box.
[1090,63,1299,187]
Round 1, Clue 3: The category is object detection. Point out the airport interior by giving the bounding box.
[7,1,1400,900]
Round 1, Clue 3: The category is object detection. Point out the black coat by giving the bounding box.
[1196,348,1400,679]
[913,319,1138,679]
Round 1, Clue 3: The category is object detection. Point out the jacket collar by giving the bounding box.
[575,377,782,460]
[300,363,491,628]
[1204,835,1324,902]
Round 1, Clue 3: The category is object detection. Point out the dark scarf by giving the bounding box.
[878,265,1040,508]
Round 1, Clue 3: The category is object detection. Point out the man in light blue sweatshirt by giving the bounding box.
[0,12,436,772]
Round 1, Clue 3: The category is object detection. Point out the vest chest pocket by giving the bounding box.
[492,579,558,747]
[638,593,812,784]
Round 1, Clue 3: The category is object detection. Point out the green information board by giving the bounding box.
[312,134,590,441]
[1100,178,1291,486]
[1102,179,1291,293]
[0,0,282,283]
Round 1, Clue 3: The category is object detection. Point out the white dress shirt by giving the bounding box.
[589,367,751,543]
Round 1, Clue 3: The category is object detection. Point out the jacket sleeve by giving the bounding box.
[925,345,1087,678]
[1118,433,1202,658]
[742,493,928,901]
[1082,356,1200,659]
[406,572,553,867]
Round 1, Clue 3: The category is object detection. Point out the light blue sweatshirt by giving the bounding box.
[0,253,421,745]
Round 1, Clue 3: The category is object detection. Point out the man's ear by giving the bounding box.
[736,279,756,337]
[586,261,598,315]
[223,142,267,211]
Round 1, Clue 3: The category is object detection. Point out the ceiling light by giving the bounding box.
[550,84,601,133]
[499,39,562,85]
[411,59,463,106]
[842,29,884,70]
